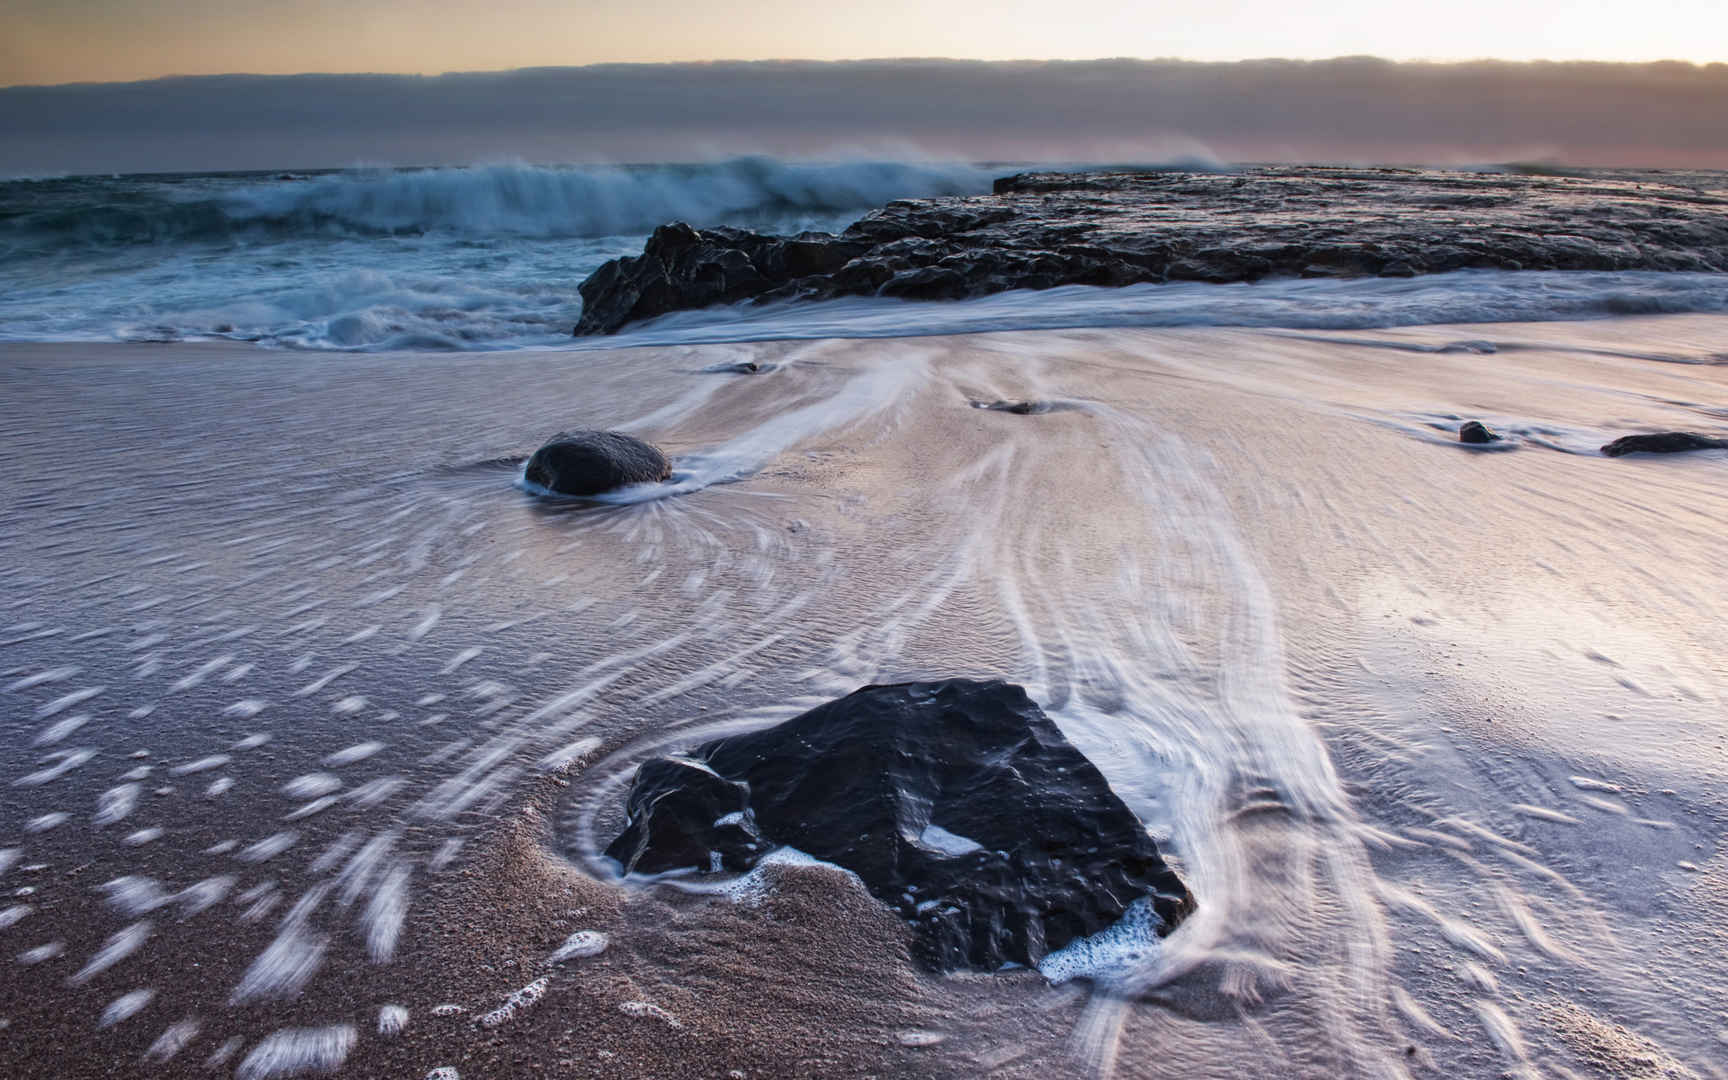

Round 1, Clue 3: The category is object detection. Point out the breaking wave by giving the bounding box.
[1,158,995,246]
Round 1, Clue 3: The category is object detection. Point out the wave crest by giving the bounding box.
[6,159,996,245]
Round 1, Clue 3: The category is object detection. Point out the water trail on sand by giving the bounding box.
[4,323,1725,1076]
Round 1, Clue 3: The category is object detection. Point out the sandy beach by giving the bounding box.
[1,317,1725,1078]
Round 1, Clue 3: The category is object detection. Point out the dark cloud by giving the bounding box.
[6,57,1728,174]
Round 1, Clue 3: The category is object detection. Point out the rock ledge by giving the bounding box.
[574,167,1728,333]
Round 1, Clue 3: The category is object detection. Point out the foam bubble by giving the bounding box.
[548,930,609,964]
[17,941,64,964]
[100,876,171,915]
[479,977,549,1028]
[323,742,384,767]
[235,1024,355,1080]
[143,1016,200,1063]
[25,813,66,833]
[377,1004,408,1036]
[98,988,153,1027]
[1036,897,1165,986]
[70,921,152,984]
[238,831,299,862]
[229,920,326,1003]
[618,1001,681,1027]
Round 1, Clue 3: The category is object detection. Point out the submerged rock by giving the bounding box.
[604,679,1195,972]
[1600,431,1728,457]
[575,167,1728,333]
[523,430,671,496]
[1459,421,1500,444]
[972,399,1052,415]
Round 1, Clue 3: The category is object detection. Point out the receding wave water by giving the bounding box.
[3,317,1724,1077]
[595,269,1728,349]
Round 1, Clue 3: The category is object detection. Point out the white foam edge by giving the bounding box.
[1036,896,1166,986]
[608,844,860,904]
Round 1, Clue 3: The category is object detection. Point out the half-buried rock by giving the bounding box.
[604,678,1195,973]
[1458,420,1500,444]
[1600,431,1728,457]
[524,430,672,496]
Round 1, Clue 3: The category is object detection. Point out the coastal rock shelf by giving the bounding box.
[604,679,1195,973]
[574,166,1728,333]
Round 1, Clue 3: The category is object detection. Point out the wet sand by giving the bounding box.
[1,320,1726,1078]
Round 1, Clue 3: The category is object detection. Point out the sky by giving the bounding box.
[7,58,1728,175]
[4,0,1728,86]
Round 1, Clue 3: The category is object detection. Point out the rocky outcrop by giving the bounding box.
[574,167,1728,333]
[1459,421,1501,444]
[604,678,1194,973]
[523,430,671,495]
[575,223,868,335]
[1600,431,1728,456]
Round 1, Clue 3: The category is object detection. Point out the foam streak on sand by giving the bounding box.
[0,315,1725,1077]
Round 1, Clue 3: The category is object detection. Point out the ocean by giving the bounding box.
[8,159,1728,354]
[0,159,995,350]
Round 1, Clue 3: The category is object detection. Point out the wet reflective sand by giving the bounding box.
[1,318,1725,1077]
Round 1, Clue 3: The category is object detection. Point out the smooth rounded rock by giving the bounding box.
[1459,421,1500,444]
[523,430,671,496]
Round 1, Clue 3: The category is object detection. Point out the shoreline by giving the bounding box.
[1,319,1725,1078]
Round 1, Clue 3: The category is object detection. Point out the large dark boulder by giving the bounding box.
[1459,421,1500,444]
[1600,431,1728,456]
[604,679,1195,973]
[524,430,671,495]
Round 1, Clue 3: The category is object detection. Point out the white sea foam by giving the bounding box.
[98,987,153,1027]
[548,929,609,963]
[377,1004,408,1036]
[69,920,152,984]
[1037,898,1167,986]
[479,976,549,1028]
[595,270,1728,350]
[143,1016,200,1063]
[234,1025,355,1080]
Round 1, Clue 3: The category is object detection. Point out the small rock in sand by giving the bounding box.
[1459,421,1501,444]
[972,399,1052,415]
[523,430,672,496]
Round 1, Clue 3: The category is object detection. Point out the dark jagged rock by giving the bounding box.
[604,679,1195,973]
[606,757,767,874]
[574,167,1728,333]
[574,223,866,334]
[1459,421,1500,444]
[523,430,671,496]
[1600,431,1728,456]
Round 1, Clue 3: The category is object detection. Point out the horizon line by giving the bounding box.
[8,53,1728,92]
